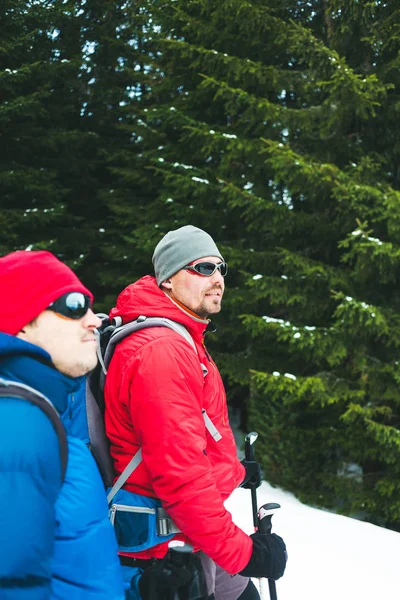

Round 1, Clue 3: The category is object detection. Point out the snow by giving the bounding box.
[367,236,383,245]
[191,176,210,184]
[351,229,383,245]
[173,162,193,170]
[263,316,285,324]
[225,481,400,599]
[283,372,296,380]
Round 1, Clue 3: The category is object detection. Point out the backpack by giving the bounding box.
[0,377,68,481]
[86,315,219,496]
[86,314,223,551]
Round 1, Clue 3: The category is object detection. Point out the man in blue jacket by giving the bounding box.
[0,250,130,599]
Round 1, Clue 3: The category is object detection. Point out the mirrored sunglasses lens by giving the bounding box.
[194,262,228,276]
[49,292,90,319]
[195,262,216,275]
[65,292,87,313]
[219,262,228,276]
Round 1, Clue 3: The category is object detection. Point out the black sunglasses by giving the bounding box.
[47,292,92,320]
[184,261,228,277]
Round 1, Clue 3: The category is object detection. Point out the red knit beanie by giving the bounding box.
[0,250,94,335]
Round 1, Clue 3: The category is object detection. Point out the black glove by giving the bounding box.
[239,531,287,580]
[240,459,262,490]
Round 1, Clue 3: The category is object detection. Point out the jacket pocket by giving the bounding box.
[108,489,175,553]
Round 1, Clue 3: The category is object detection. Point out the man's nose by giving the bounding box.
[84,308,102,329]
[210,268,224,284]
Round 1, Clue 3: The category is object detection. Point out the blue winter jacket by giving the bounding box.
[0,332,127,600]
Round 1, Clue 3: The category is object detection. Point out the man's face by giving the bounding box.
[162,255,225,318]
[18,308,101,378]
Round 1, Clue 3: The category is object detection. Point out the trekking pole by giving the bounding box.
[258,503,282,600]
[245,432,266,599]
[244,432,259,529]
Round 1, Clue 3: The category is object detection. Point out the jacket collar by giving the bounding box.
[163,292,210,325]
[110,276,214,343]
[0,332,83,414]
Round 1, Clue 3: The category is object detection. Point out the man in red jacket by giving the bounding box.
[105,225,287,600]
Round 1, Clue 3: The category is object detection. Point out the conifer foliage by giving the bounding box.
[0,0,73,254]
[0,0,160,304]
[145,0,400,529]
[2,0,400,529]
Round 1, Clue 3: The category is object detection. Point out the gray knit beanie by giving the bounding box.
[152,225,224,285]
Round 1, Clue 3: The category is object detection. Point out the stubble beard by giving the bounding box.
[197,296,222,319]
[56,349,98,379]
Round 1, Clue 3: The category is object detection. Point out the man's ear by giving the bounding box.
[161,278,172,291]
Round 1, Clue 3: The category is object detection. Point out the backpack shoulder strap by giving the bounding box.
[106,448,142,504]
[103,316,209,505]
[0,377,68,481]
[102,316,198,375]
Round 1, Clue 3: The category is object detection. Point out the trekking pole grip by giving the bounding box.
[257,503,282,600]
[244,431,258,462]
[244,432,259,529]
[257,503,281,535]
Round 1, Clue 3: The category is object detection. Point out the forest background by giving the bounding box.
[2,0,400,531]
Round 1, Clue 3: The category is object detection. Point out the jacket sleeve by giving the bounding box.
[126,336,253,575]
[0,398,62,599]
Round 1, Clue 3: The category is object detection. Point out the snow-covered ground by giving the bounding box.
[225,481,400,599]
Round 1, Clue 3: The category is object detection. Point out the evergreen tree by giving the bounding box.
[0,0,161,307]
[0,0,74,254]
[0,0,117,282]
[141,0,400,529]
[3,0,400,530]
[81,0,171,304]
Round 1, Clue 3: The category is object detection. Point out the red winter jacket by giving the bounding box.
[104,276,252,575]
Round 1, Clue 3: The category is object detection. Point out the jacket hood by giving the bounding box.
[0,332,83,415]
[0,331,51,363]
[110,276,209,340]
